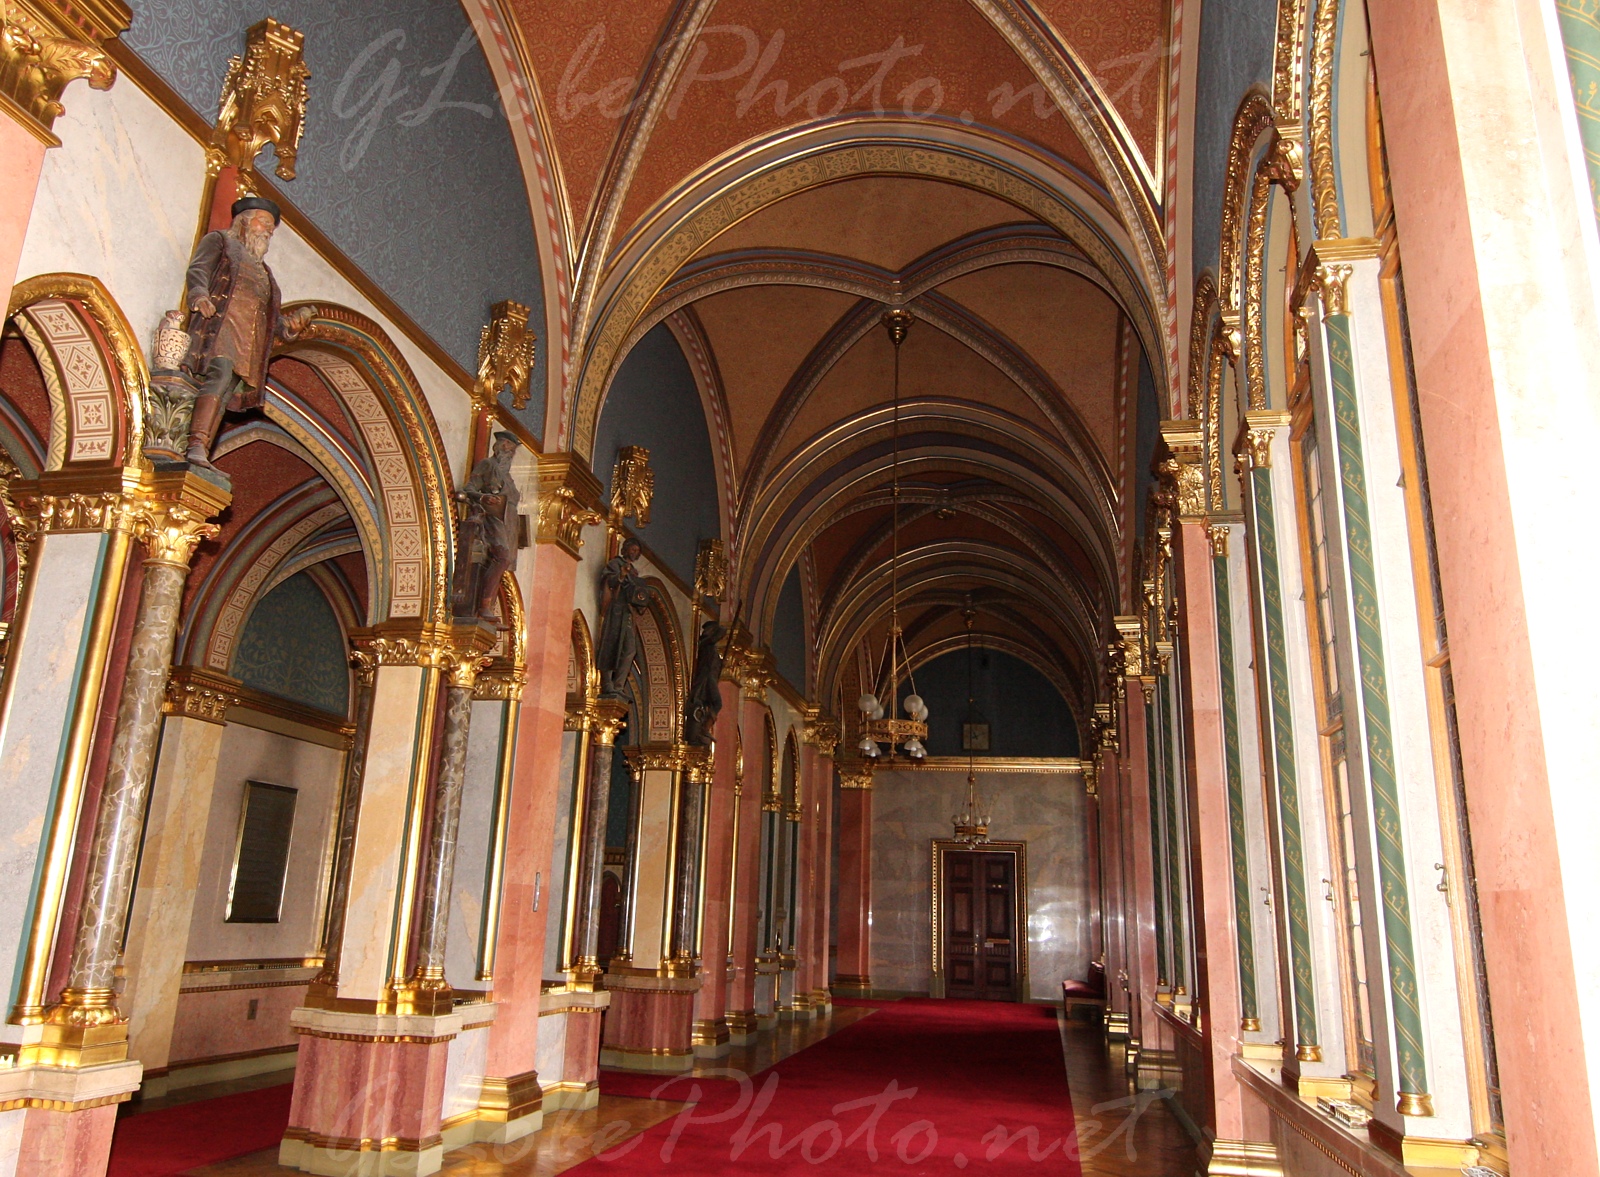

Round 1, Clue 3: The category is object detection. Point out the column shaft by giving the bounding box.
[411,682,475,988]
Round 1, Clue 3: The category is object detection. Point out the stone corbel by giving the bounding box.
[534,452,604,557]
[475,300,537,412]
[1113,615,1144,680]
[0,0,126,146]
[801,707,840,753]
[163,665,241,725]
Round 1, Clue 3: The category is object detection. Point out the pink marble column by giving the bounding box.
[834,775,873,992]
[1121,687,1160,1053]
[482,543,580,1133]
[810,748,836,1006]
[0,115,45,313]
[692,681,741,1054]
[1173,518,1253,1146]
[16,1105,118,1176]
[1098,740,1131,1035]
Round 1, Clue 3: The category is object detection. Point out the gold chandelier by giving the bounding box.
[857,308,928,761]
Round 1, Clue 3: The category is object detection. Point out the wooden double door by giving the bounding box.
[941,850,1018,1000]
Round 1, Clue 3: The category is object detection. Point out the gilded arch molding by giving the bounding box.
[278,304,456,624]
[7,273,147,469]
[572,126,1166,460]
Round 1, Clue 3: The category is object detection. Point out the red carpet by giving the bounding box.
[573,999,1081,1174]
[106,1082,293,1177]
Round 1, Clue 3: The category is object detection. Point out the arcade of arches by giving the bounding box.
[0,0,1591,1174]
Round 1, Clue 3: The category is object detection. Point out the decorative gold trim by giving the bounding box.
[478,1069,543,1122]
[0,0,127,145]
[474,300,537,411]
[1308,0,1341,240]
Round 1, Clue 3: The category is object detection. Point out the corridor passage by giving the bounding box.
[116,1002,1197,1176]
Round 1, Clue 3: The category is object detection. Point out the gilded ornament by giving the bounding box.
[693,537,727,606]
[1206,522,1231,558]
[212,18,310,181]
[0,0,122,144]
[475,300,537,411]
[1273,0,1309,122]
[1219,93,1277,307]
[534,453,603,557]
[163,666,238,724]
[609,445,654,531]
[1243,171,1272,411]
[803,710,841,751]
[1308,0,1341,240]
[1114,616,1145,679]
[1316,263,1353,317]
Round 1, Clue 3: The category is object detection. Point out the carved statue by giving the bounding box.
[596,538,651,699]
[684,616,727,747]
[452,431,522,622]
[178,197,313,470]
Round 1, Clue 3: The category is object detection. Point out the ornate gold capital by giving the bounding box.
[1114,615,1144,679]
[590,697,628,745]
[624,742,708,775]
[837,759,873,790]
[0,0,125,146]
[164,665,239,724]
[475,300,537,411]
[348,619,492,672]
[802,709,840,751]
[1206,522,1230,558]
[534,452,603,557]
[474,670,525,702]
[721,627,774,699]
[1237,410,1290,471]
[212,17,309,182]
[1315,262,1353,318]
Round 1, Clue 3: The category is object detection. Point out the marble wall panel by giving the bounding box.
[541,730,579,979]
[441,1021,491,1123]
[628,769,675,970]
[335,664,424,998]
[0,532,101,1013]
[535,1009,568,1086]
[869,769,1090,1001]
[16,76,204,350]
[447,700,503,989]
[185,723,344,964]
[167,980,306,1063]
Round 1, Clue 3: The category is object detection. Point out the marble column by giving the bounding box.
[834,764,874,992]
[691,680,740,1056]
[808,743,836,1008]
[306,662,376,1002]
[407,674,480,1008]
[1121,679,1160,1060]
[44,483,223,1045]
[569,700,629,980]
[725,678,771,1041]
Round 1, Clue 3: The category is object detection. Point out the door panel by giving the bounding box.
[942,850,1018,1000]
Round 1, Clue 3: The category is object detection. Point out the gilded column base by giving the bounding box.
[1367,1118,1484,1169]
[475,1069,543,1144]
[23,990,129,1067]
[598,1045,694,1073]
[831,974,870,993]
[1104,1009,1130,1039]
[691,1017,730,1047]
[726,1009,760,1043]
[280,1128,443,1177]
[391,976,456,1018]
[1206,1139,1283,1176]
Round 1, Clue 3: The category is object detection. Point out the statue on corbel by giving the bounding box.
[144,19,312,488]
[452,431,522,623]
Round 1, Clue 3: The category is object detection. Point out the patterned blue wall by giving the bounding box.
[1191,0,1278,278]
[123,0,546,396]
[232,571,350,715]
[770,565,806,691]
[898,648,1080,758]
[592,324,720,585]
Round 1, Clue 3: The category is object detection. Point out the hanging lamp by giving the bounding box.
[857,308,928,761]
[952,601,990,843]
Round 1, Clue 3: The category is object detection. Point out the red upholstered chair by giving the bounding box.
[1061,960,1107,1022]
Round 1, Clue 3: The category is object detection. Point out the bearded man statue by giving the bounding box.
[180,196,313,469]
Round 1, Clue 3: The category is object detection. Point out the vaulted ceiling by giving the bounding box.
[501,0,1172,722]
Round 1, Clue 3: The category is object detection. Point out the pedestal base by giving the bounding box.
[279,1004,499,1177]
[0,1058,143,1177]
[600,974,698,1072]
